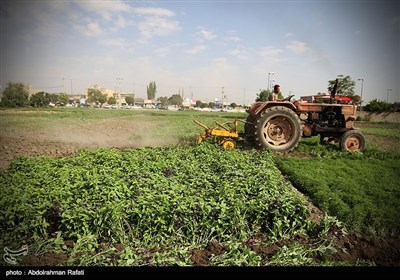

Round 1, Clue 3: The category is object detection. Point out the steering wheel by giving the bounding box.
[283,95,295,102]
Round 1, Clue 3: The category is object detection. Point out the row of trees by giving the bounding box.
[0,82,71,108]
[1,78,398,112]
[364,99,400,113]
[30,91,69,107]
[0,81,157,108]
[157,94,183,107]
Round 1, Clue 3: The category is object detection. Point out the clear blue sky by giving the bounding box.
[1,0,399,105]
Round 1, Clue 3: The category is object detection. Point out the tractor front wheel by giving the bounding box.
[339,130,366,152]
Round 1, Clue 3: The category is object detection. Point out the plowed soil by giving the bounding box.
[0,117,175,169]
[190,234,400,266]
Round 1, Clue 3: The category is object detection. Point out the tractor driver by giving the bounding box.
[269,84,281,101]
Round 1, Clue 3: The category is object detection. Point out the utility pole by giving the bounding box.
[116,77,123,108]
[268,72,275,91]
[387,88,392,103]
[68,79,73,105]
[221,87,224,109]
[272,79,276,87]
[132,83,135,106]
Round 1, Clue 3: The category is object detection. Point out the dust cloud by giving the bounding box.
[0,119,180,168]
[45,119,179,148]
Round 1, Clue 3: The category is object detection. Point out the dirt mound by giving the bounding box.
[330,233,400,266]
[22,253,68,266]
[18,233,400,266]
[191,241,226,266]
[190,234,400,266]
[358,112,400,123]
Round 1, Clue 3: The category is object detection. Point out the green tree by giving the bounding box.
[59,92,69,105]
[147,81,157,100]
[364,99,392,112]
[393,102,400,112]
[125,96,134,105]
[352,95,361,105]
[87,88,107,106]
[46,93,59,104]
[328,75,355,96]
[97,94,107,106]
[230,102,237,108]
[200,102,208,108]
[256,89,269,102]
[209,102,215,108]
[30,91,48,107]
[108,96,116,105]
[195,100,202,107]
[157,96,169,108]
[168,94,183,106]
[0,82,29,107]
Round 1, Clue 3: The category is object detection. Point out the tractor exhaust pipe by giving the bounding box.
[330,78,338,104]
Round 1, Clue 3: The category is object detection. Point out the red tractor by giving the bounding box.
[244,79,366,152]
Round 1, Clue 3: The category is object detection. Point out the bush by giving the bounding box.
[364,99,397,113]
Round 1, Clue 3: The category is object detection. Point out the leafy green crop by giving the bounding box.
[0,144,316,265]
[275,150,400,236]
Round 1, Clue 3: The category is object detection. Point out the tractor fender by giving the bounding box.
[248,101,297,117]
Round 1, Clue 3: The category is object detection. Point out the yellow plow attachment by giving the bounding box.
[193,119,241,150]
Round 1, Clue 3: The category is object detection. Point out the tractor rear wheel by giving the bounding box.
[255,106,302,152]
[339,130,366,152]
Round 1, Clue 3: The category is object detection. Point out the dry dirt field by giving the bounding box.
[0,110,178,169]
